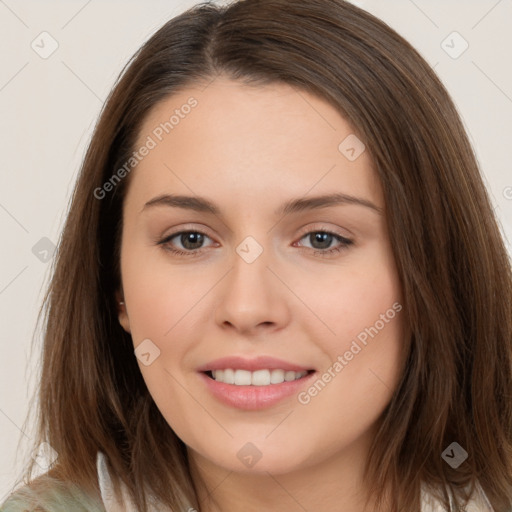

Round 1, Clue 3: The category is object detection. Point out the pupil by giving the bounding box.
[311,232,332,249]
[182,232,204,250]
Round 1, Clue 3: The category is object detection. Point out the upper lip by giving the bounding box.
[197,356,314,373]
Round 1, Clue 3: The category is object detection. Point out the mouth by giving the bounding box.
[199,368,317,410]
[197,355,317,409]
[203,368,316,386]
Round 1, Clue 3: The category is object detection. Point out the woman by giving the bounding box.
[2,0,511,510]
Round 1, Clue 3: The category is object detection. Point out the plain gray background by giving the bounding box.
[1,0,511,500]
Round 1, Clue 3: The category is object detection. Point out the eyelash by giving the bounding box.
[156,228,354,258]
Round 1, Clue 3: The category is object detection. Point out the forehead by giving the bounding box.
[127,77,382,212]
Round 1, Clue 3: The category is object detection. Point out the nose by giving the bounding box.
[214,240,291,336]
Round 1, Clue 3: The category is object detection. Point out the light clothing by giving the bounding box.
[419,478,495,512]
[97,451,168,511]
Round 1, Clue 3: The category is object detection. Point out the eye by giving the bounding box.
[295,230,353,256]
[157,230,216,256]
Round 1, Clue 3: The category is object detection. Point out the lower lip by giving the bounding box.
[199,371,316,410]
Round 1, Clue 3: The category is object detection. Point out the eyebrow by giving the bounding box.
[141,192,383,216]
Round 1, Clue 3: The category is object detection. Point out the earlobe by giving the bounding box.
[115,291,131,333]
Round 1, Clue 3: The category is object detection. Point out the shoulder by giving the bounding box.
[0,475,105,512]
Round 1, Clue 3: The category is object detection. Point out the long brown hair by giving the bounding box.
[6,0,512,510]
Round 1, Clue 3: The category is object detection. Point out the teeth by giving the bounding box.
[211,369,309,386]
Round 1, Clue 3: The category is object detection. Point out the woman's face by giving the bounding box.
[117,77,405,476]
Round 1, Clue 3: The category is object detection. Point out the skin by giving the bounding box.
[117,76,405,512]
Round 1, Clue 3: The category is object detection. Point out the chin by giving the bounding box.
[204,440,316,475]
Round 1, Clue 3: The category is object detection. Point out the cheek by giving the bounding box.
[298,247,405,402]
[297,250,402,349]
[120,244,215,341]
[293,284,404,459]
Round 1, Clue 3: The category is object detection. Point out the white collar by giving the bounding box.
[97,451,190,511]
[96,451,494,511]
[420,480,495,511]
[97,451,139,512]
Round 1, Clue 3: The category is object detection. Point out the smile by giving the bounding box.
[207,368,311,386]
[199,369,316,410]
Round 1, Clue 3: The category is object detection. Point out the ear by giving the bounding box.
[115,289,131,333]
